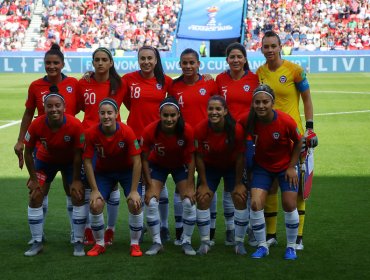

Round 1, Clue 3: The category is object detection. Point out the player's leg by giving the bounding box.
[105,185,120,245]
[280,172,299,260]
[173,189,183,245]
[296,193,305,250]
[87,174,111,257]
[232,183,248,255]
[264,179,279,247]
[223,177,235,246]
[80,164,94,245]
[209,192,217,245]
[159,184,170,243]
[120,170,144,257]
[62,172,74,243]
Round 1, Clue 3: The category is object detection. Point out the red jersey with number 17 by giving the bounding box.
[168,75,218,128]
[216,70,259,120]
[25,74,79,116]
[23,114,84,164]
[194,120,245,170]
[84,122,141,172]
[253,110,302,172]
[141,120,195,169]
[77,78,124,129]
[122,71,173,138]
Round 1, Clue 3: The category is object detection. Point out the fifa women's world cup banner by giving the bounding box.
[177,0,245,40]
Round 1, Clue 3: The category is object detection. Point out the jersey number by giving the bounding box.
[131,86,141,98]
[84,92,96,105]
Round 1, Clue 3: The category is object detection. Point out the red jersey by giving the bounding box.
[77,77,125,129]
[168,75,218,128]
[25,74,79,116]
[122,71,173,138]
[216,70,259,120]
[24,114,84,164]
[194,120,245,170]
[253,110,302,172]
[141,121,195,169]
[84,122,141,172]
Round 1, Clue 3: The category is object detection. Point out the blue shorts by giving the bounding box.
[149,162,188,184]
[251,164,298,193]
[95,170,143,201]
[198,166,236,193]
[35,158,73,184]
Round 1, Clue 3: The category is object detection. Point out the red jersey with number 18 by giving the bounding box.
[122,71,173,138]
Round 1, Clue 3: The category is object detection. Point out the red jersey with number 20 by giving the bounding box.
[24,114,84,164]
[253,110,302,172]
[141,120,195,169]
[194,120,245,170]
[84,122,141,172]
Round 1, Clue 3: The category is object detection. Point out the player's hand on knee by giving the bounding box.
[196,185,212,204]
[70,180,84,202]
[90,189,104,208]
[285,167,299,189]
[144,189,158,206]
[127,190,141,212]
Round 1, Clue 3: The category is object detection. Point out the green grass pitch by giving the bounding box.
[0,73,369,279]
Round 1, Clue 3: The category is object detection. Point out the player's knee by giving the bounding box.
[29,188,44,208]
[71,189,85,206]
[90,199,104,214]
[282,200,296,212]
[250,198,263,212]
[127,200,142,215]
[232,192,246,210]
[182,197,192,209]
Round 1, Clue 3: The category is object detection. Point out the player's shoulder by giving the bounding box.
[65,114,82,125]
[30,77,48,87]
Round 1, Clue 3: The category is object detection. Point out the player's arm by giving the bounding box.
[127,154,142,212]
[14,108,35,164]
[285,137,303,188]
[195,152,212,204]
[70,148,84,202]
[233,152,247,201]
[301,88,318,148]
[184,154,196,204]
[141,150,154,205]
[24,145,40,191]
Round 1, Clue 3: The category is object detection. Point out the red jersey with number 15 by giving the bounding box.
[122,71,173,138]
[23,114,84,164]
[25,75,79,116]
[194,120,245,170]
[84,122,141,172]
[141,120,195,169]
[168,75,218,127]
[253,110,302,172]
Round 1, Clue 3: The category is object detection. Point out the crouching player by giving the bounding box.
[83,98,143,257]
[23,92,86,257]
[141,97,197,256]
[243,84,302,260]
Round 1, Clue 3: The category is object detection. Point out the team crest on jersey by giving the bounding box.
[279,76,287,83]
[156,84,162,90]
[199,88,206,96]
[243,85,250,92]
[118,141,125,148]
[177,139,184,146]
[66,86,73,93]
[64,135,71,142]
[273,132,280,139]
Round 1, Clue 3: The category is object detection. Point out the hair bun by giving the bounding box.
[49,85,59,93]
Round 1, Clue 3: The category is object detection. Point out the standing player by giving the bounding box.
[122,46,173,243]
[141,97,197,256]
[242,84,302,260]
[215,42,260,245]
[14,44,79,245]
[83,98,143,257]
[194,95,245,255]
[256,31,318,250]
[168,48,218,245]
[23,92,86,257]
[77,47,125,246]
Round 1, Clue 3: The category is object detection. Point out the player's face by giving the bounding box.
[226,49,247,72]
[252,92,274,120]
[99,104,117,129]
[45,96,65,123]
[138,49,157,76]
[93,51,113,75]
[261,36,282,62]
[180,53,200,78]
[207,99,227,127]
[160,105,180,133]
[44,54,64,78]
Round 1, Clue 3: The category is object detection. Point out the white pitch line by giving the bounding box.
[0,120,21,129]
[314,110,370,116]
[315,91,370,95]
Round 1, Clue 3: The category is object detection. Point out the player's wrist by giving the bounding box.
[305,120,313,130]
